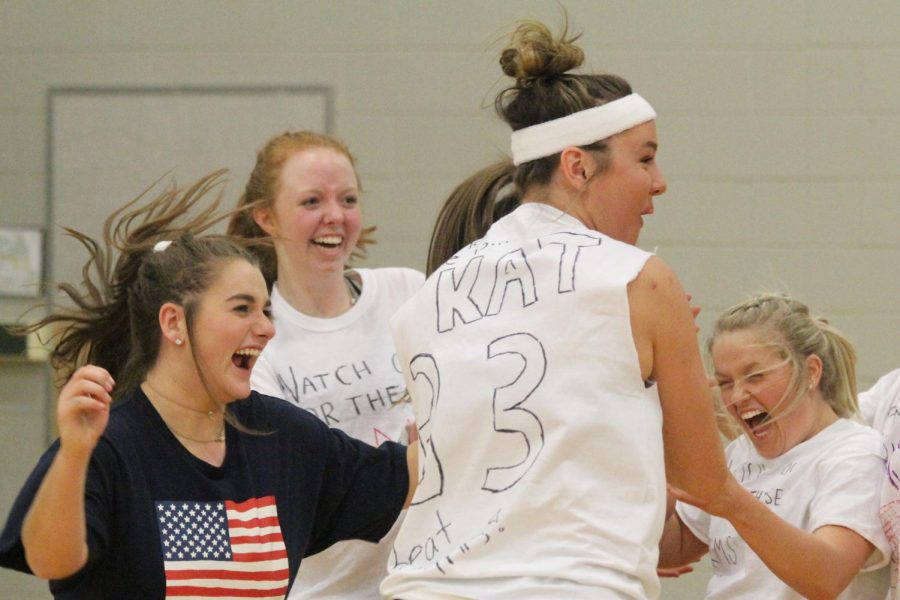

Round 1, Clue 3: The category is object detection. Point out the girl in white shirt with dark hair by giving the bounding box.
[382,17,735,599]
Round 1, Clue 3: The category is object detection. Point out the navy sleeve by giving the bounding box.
[220,393,410,561]
[307,426,409,556]
[0,443,59,574]
[0,439,114,580]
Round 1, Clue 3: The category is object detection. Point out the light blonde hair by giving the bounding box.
[709,293,859,428]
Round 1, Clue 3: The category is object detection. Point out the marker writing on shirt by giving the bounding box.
[345,385,404,415]
[748,487,784,506]
[391,509,453,568]
[277,360,374,398]
[710,535,740,567]
[733,461,768,484]
[274,360,404,425]
[434,231,602,334]
[779,461,797,476]
[391,507,507,575]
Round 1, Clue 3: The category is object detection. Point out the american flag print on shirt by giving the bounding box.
[155,496,289,599]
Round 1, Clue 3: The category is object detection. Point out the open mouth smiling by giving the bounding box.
[740,408,770,433]
[313,235,342,249]
[232,348,261,370]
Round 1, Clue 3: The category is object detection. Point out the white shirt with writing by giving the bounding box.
[383,202,664,599]
[252,266,423,599]
[677,418,890,599]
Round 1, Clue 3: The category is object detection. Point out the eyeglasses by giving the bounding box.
[715,356,792,404]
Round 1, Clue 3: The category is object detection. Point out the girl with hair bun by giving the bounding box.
[0,171,416,599]
[382,18,735,599]
[660,293,889,598]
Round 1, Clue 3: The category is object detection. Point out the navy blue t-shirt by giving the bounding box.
[0,388,408,598]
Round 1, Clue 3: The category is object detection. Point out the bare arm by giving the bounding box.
[403,441,419,508]
[685,293,741,441]
[658,511,708,569]
[628,257,729,500]
[21,366,114,579]
[671,482,875,599]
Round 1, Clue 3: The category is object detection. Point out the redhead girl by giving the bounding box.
[228,132,423,599]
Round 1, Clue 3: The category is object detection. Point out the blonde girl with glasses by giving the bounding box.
[659,293,890,599]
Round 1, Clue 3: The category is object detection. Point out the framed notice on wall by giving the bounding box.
[0,226,43,298]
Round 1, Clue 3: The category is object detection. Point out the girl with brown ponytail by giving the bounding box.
[383,17,735,599]
[0,171,416,599]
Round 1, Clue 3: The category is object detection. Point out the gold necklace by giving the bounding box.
[143,381,226,444]
[144,380,221,419]
[168,425,226,444]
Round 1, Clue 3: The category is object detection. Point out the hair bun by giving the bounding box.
[500,20,584,84]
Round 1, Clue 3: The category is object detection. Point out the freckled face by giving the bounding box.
[712,328,820,459]
[580,121,667,245]
[257,147,361,278]
[191,259,275,403]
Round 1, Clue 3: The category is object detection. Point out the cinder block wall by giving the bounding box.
[1,2,897,597]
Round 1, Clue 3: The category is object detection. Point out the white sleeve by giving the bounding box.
[396,267,426,298]
[859,369,900,432]
[809,433,890,571]
[675,500,711,546]
[858,387,878,427]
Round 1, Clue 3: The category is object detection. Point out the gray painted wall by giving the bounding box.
[1,1,898,597]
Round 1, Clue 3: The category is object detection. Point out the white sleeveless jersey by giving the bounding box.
[383,203,665,599]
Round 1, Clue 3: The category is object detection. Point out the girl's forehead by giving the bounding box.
[205,259,265,293]
[612,120,658,149]
[713,328,785,361]
[717,327,767,348]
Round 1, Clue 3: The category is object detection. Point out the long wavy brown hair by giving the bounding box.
[17,170,259,405]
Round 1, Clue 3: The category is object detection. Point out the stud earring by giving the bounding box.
[175,338,183,346]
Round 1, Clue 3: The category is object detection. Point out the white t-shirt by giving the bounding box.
[859,369,900,599]
[383,202,665,599]
[252,267,424,599]
[677,418,890,600]
[860,369,900,439]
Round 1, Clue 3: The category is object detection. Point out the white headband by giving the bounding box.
[510,93,656,166]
